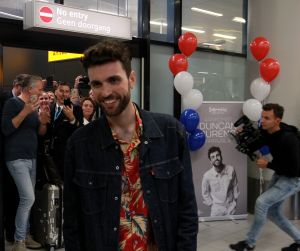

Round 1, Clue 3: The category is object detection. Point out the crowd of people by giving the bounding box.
[0,73,100,251]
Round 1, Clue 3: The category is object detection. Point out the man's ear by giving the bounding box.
[128,71,136,89]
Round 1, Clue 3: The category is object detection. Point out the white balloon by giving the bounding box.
[250,78,271,101]
[174,71,194,96]
[243,99,262,121]
[182,89,203,110]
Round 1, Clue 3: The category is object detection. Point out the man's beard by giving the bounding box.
[98,90,131,117]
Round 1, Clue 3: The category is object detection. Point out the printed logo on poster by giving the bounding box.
[39,6,53,23]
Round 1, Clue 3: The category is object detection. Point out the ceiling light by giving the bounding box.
[150,20,168,27]
[182,27,205,34]
[198,72,209,74]
[0,11,23,20]
[213,33,236,40]
[191,7,223,17]
[232,17,246,23]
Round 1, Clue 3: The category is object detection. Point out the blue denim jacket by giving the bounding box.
[63,108,198,251]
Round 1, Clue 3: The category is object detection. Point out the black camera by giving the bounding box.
[63,98,72,107]
[229,115,264,160]
[78,76,90,97]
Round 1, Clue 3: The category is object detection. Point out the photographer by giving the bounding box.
[230,103,300,251]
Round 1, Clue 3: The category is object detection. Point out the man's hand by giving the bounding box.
[63,105,75,122]
[39,110,50,125]
[256,157,268,169]
[23,101,39,115]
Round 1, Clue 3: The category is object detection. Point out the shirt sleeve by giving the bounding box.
[1,98,18,136]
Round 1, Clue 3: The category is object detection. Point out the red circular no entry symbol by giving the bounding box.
[39,7,53,23]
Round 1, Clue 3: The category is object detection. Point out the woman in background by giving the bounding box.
[80,97,96,125]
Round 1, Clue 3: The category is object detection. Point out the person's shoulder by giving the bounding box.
[141,109,182,127]
[225,165,235,173]
[69,118,102,143]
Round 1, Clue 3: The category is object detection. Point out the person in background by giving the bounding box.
[48,81,82,179]
[0,74,29,246]
[63,40,198,251]
[47,91,55,104]
[230,103,300,251]
[89,88,101,119]
[80,97,96,125]
[202,146,239,216]
[1,75,50,251]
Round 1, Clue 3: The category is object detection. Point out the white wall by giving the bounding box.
[248,0,300,180]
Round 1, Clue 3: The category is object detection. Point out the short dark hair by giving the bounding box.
[13,74,30,87]
[262,103,284,119]
[208,146,222,160]
[81,40,132,77]
[57,81,71,90]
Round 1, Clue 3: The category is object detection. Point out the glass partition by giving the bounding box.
[188,51,246,101]
[182,0,246,53]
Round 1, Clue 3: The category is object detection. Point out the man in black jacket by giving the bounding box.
[48,81,82,180]
[230,103,300,251]
[63,40,198,251]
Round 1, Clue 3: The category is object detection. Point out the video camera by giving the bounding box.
[229,115,264,160]
[78,76,90,97]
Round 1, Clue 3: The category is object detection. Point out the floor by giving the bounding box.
[5,214,298,251]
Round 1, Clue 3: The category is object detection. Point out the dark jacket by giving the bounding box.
[262,122,300,177]
[47,103,82,178]
[63,108,198,251]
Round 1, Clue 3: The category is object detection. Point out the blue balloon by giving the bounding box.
[180,109,200,133]
[188,129,206,151]
[259,145,270,155]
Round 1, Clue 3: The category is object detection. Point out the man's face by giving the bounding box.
[260,110,281,132]
[88,61,135,117]
[209,151,223,168]
[55,85,71,105]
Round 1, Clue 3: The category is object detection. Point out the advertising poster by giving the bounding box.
[191,102,248,221]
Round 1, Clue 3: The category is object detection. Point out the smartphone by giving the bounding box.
[63,98,72,107]
[30,95,38,103]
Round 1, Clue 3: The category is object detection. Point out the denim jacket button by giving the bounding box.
[166,171,170,175]
[115,145,119,150]
[146,190,151,194]
[88,181,93,185]
[154,219,158,224]
[113,227,117,231]
[114,196,119,201]
[144,140,148,145]
[115,166,120,170]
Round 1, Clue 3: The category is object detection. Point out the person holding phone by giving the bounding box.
[1,75,50,251]
[47,82,82,179]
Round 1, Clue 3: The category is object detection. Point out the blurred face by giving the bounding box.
[260,110,281,133]
[39,92,50,111]
[47,91,55,103]
[55,85,71,105]
[82,100,94,119]
[88,61,135,117]
[209,151,223,168]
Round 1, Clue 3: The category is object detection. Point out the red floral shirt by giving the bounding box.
[111,108,153,251]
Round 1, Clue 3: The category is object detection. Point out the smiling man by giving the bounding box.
[202,146,239,217]
[63,40,198,251]
[230,103,300,251]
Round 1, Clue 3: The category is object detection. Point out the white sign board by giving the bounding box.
[24,0,132,40]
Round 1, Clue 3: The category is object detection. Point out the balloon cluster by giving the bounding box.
[168,32,206,151]
[243,37,281,121]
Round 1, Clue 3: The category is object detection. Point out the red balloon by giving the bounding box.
[250,37,271,61]
[260,58,280,83]
[168,53,189,75]
[178,32,198,57]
